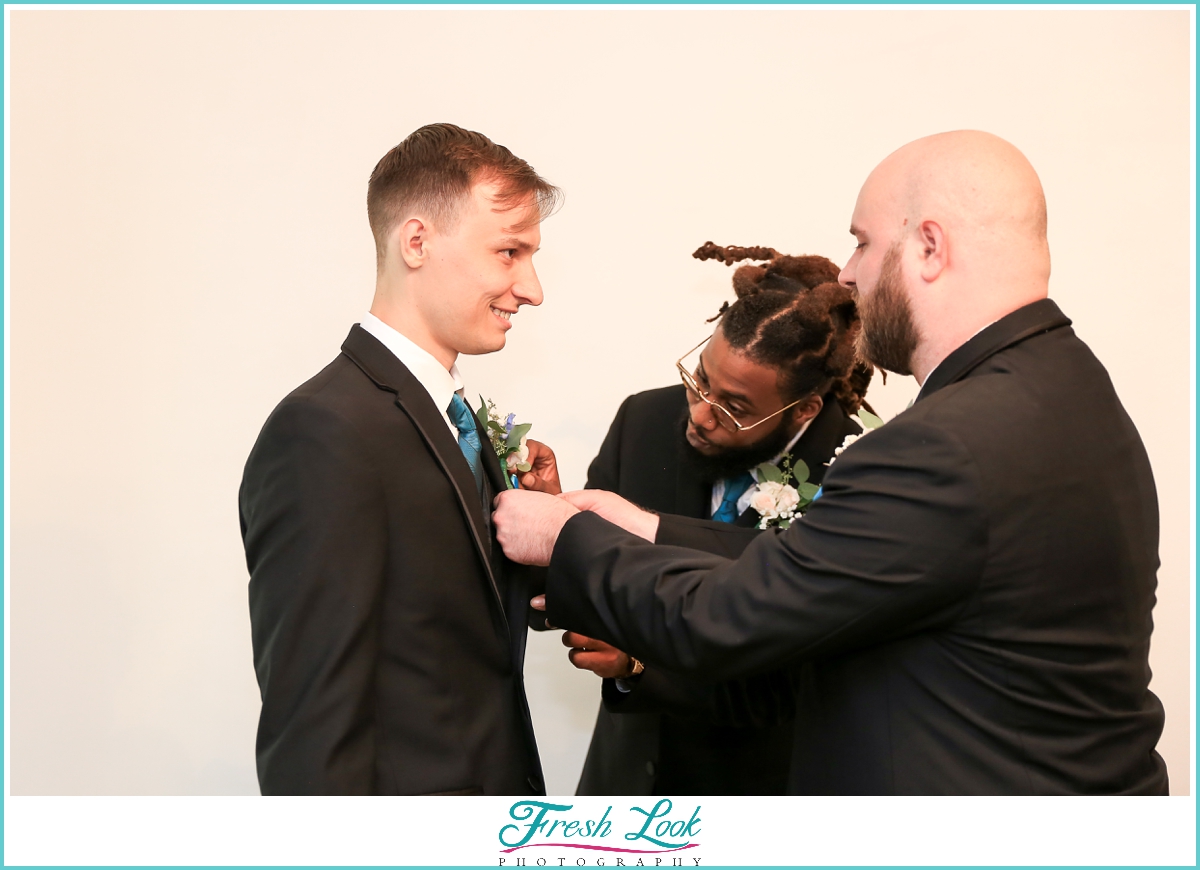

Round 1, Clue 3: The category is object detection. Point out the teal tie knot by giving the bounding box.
[447,393,484,492]
[712,470,756,524]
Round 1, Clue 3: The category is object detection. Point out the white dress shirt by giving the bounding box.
[359,312,463,438]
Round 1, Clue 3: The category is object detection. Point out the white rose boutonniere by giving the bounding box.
[750,481,789,518]
[474,397,533,490]
[750,454,821,530]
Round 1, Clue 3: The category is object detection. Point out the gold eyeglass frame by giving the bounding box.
[675,336,806,433]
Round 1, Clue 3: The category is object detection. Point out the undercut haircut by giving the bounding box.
[694,242,875,414]
[367,123,562,266]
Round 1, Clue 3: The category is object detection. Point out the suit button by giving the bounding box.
[527,775,542,792]
[646,761,656,777]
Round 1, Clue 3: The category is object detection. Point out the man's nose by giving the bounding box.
[514,263,543,307]
[838,261,856,289]
[689,399,717,430]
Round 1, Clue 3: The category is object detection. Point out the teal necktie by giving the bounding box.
[447,394,485,494]
[712,471,756,523]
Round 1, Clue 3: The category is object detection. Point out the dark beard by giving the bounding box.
[856,242,919,376]
[676,406,798,482]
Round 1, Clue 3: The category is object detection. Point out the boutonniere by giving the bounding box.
[475,396,532,490]
[750,454,822,530]
[829,408,885,465]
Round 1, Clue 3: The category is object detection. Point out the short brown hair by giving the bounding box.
[367,123,561,265]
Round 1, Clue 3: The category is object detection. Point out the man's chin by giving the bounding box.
[459,334,508,356]
[678,413,798,482]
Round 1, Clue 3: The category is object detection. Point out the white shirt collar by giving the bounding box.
[359,312,463,436]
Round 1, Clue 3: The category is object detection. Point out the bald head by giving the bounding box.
[873,131,1049,271]
[842,131,1052,383]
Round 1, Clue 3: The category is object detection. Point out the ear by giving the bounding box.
[393,217,430,270]
[792,393,824,426]
[917,219,947,282]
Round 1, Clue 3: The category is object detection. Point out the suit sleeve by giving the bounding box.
[524,566,550,631]
[240,400,386,795]
[601,664,798,729]
[655,514,764,559]
[546,420,988,681]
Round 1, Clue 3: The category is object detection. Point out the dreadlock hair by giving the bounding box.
[693,242,875,415]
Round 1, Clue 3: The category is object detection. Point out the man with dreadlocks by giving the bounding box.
[564,243,871,795]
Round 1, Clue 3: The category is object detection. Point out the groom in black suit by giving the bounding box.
[239,124,560,795]
[496,131,1169,794]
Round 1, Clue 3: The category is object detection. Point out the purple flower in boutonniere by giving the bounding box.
[475,397,533,489]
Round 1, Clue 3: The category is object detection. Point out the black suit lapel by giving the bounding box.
[477,414,508,497]
[734,505,762,528]
[793,396,862,487]
[675,461,712,520]
[340,326,508,630]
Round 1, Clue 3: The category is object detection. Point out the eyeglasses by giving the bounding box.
[675,336,806,433]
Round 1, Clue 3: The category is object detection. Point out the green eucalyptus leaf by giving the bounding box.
[475,396,489,428]
[798,482,821,499]
[756,462,783,484]
[857,409,885,430]
[487,420,505,433]
[778,519,791,530]
[506,422,533,449]
[791,459,810,483]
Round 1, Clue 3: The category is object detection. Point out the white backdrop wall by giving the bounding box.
[8,8,1193,797]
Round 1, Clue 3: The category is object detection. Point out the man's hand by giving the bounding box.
[517,439,562,495]
[562,490,660,542]
[562,631,633,679]
[494,490,579,566]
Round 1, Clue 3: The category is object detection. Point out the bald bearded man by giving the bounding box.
[494,131,1169,795]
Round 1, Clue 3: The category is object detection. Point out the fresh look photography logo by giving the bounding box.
[498,799,702,866]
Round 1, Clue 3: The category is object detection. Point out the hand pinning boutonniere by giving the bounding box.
[829,408,885,465]
[475,396,532,490]
[750,454,822,530]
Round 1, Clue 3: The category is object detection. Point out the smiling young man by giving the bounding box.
[239,124,560,795]
[566,247,871,796]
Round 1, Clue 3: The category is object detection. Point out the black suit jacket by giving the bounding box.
[548,300,1169,794]
[576,386,858,795]
[240,325,544,795]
